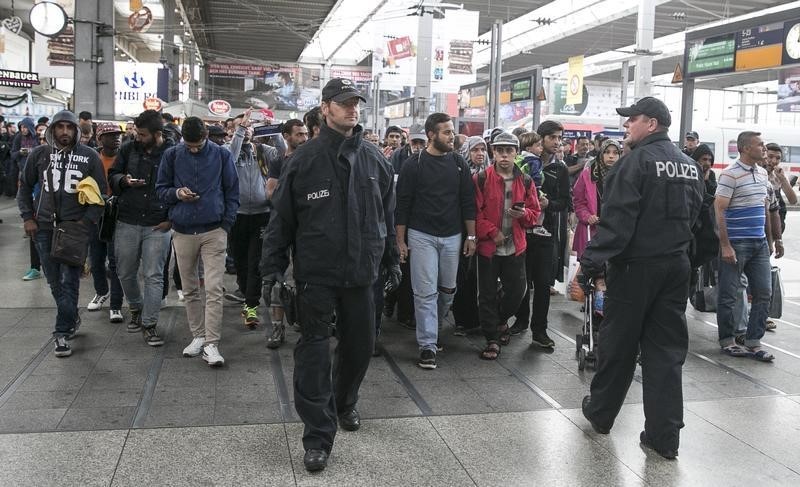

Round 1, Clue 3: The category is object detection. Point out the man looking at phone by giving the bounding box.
[157,117,239,367]
[473,132,540,359]
[109,110,175,346]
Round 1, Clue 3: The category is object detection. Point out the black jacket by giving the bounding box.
[540,157,571,235]
[581,131,705,275]
[261,123,396,287]
[109,139,175,226]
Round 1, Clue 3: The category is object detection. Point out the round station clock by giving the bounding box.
[787,22,800,60]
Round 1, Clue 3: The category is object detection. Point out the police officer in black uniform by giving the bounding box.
[580,97,704,460]
[260,78,397,472]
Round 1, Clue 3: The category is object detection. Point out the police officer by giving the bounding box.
[580,97,704,460]
[260,78,397,472]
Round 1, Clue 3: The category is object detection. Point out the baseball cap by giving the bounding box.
[491,131,519,147]
[408,124,426,141]
[208,125,226,137]
[685,131,699,140]
[616,96,672,127]
[95,122,123,137]
[322,78,366,103]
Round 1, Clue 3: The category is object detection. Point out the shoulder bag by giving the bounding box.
[47,161,90,267]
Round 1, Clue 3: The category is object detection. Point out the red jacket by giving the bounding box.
[474,165,541,258]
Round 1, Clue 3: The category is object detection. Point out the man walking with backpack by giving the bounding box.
[473,132,540,360]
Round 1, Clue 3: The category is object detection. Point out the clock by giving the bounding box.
[786,22,800,61]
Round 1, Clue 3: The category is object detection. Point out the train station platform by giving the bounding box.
[2,199,800,486]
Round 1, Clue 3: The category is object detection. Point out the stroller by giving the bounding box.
[575,275,604,371]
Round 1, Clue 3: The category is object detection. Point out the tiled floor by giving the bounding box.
[3,202,800,485]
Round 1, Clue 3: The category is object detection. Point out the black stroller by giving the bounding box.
[575,276,602,371]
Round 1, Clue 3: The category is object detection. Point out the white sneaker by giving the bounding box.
[202,344,225,367]
[87,293,110,311]
[177,290,185,301]
[182,337,205,357]
[532,226,552,238]
[109,309,124,323]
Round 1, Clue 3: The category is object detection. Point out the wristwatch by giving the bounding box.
[466,235,477,241]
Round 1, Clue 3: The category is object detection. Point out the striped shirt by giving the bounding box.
[716,160,776,239]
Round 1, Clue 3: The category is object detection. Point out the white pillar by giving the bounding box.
[414,11,434,124]
[633,0,655,99]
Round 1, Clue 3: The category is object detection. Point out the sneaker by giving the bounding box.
[66,316,82,340]
[532,226,552,237]
[734,334,746,347]
[177,290,185,301]
[87,292,110,311]
[243,305,259,328]
[436,342,444,352]
[109,309,124,323]
[224,289,246,303]
[54,336,72,357]
[22,268,42,281]
[266,322,285,349]
[202,344,225,366]
[418,349,437,369]
[142,326,164,347]
[183,337,205,357]
[531,331,555,348]
[127,309,142,333]
[161,297,168,308]
[639,431,678,459]
[509,323,528,336]
[766,320,777,332]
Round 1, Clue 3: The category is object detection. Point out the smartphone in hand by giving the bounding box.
[512,202,525,210]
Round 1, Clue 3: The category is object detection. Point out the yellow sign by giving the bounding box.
[567,55,584,105]
[672,63,683,84]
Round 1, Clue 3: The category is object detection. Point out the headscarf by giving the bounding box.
[591,139,621,185]
[465,135,487,174]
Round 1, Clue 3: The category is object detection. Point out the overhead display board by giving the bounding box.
[684,15,800,78]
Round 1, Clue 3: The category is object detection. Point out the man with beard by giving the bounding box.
[109,110,175,347]
[261,78,396,471]
[85,123,125,323]
[262,118,308,348]
[396,112,477,370]
[18,110,107,357]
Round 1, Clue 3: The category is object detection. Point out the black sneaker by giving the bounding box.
[54,336,72,357]
[66,316,82,340]
[509,324,528,336]
[639,431,678,459]
[531,331,555,348]
[127,309,142,333]
[418,349,437,369]
[224,289,246,303]
[142,326,164,347]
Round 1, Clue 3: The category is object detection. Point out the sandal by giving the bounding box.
[747,347,775,362]
[498,324,511,346]
[721,345,751,357]
[480,341,501,360]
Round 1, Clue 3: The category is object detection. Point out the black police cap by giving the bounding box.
[616,96,672,127]
[322,78,366,103]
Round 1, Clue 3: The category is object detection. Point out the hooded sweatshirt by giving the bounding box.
[690,144,717,196]
[226,125,276,215]
[465,135,487,175]
[18,110,107,225]
[10,117,38,166]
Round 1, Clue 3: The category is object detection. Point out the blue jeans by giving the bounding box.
[114,221,172,328]
[89,225,124,309]
[408,229,461,352]
[716,239,771,348]
[34,228,82,337]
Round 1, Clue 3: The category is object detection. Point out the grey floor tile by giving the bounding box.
[430,410,644,486]
[215,382,277,406]
[71,388,143,408]
[213,403,284,425]
[413,378,493,415]
[545,387,590,409]
[82,372,147,391]
[140,404,215,428]
[465,377,553,412]
[286,417,475,486]
[357,380,422,418]
[0,429,127,486]
[705,379,780,398]
[0,390,79,410]
[682,381,730,402]
[16,372,90,392]
[0,408,68,433]
[150,386,216,406]
[528,371,589,390]
[561,403,800,486]
[57,406,136,431]
[687,396,800,472]
[112,424,292,486]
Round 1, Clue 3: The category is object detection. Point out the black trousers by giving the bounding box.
[230,212,269,307]
[293,283,375,453]
[514,234,554,333]
[384,260,413,322]
[452,254,479,330]
[583,255,690,453]
[478,254,527,341]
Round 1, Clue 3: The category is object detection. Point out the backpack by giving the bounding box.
[689,192,719,268]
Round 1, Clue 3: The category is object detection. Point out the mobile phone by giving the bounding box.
[512,202,525,210]
[129,178,145,184]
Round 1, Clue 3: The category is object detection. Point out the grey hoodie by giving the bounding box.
[18,110,107,225]
[226,125,278,215]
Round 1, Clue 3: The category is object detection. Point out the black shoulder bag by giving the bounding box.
[47,160,90,267]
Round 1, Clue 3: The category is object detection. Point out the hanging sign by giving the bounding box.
[142,97,163,111]
[208,99,232,116]
[0,69,40,88]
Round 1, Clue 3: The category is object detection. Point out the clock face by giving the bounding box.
[787,23,800,60]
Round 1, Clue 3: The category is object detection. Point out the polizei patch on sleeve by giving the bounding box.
[307,189,330,200]
[655,160,698,181]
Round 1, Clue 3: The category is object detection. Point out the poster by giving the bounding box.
[777,68,800,112]
[566,56,584,106]
[33,0,74,78]
[114,62,160,117]
[208,61,321,112]
[371,9,479,92]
